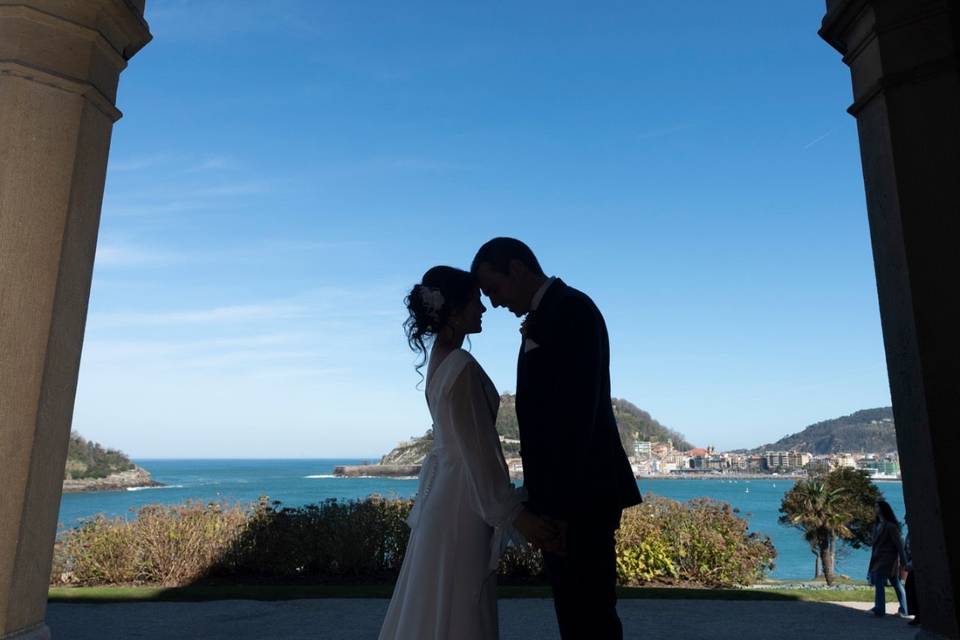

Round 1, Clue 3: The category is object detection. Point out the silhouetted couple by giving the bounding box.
[378,238,641,640]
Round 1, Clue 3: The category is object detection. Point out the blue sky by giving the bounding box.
[73,0,889,457]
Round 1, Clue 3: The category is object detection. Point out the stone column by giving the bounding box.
[0,2,150,638]
[820,1,960,638]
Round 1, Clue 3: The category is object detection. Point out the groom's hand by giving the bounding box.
[514,509,566,556]
[542,517,568,556]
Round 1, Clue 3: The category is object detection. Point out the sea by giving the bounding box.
[58,459,906,582]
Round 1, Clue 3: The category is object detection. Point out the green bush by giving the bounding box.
[53,494,775,588]
[500,495,776,588]
[634,496,776,587]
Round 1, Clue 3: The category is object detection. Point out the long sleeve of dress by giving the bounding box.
[448,361,525,569]
[893,525,908,568]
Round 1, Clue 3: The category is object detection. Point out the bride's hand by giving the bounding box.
[513,508,566,555]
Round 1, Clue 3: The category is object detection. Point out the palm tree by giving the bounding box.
[779,479,853,585]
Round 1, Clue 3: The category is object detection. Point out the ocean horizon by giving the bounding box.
[59,458,906,582]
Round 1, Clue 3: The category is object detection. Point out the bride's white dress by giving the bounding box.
[378,348,525,640]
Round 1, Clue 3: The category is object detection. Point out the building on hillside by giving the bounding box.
[788,452,812,468]
[652,442,673,458]
[834,454,858,469]
[763,450,810,472]
[654,459,679,474]
[725,453,749,471]
[634,440,653,459]
[763,451,788,470]
[806,456,834,474]
[857,455,901,478]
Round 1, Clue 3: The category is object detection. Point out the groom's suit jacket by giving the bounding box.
[516,279,642,523]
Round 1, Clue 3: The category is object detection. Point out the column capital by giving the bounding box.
[818,0,957,115]
[0,0,152,121]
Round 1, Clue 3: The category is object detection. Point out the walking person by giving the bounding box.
[903,520,921,626]
[867,499,909,618]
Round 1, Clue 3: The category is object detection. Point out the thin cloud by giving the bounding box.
[636,123,695,141]
[90,303,307,328]
[95,239,371,269]
[95,242,181,268]
[245,366,352,380]
[188,156,236,172]
[109,154,174,172]
[146,0,322,42]
[385,157,461,172]
[803,128,837,149]
[103,180,273,217]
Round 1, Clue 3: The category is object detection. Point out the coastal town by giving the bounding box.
[495,437,900,482]
[337,432,901,482]
[615,440,901,480]
[331,397,903,481]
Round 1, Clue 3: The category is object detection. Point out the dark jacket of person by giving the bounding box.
[869,520,908,577]
[515,279,642,522]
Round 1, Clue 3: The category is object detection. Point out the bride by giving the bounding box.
[378,266,560,640]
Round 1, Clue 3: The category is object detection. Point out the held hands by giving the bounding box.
[513,508,567,556]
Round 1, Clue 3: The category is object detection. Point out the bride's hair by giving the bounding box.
[404,266,477,378]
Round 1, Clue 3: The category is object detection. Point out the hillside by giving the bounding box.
[65,432,135,480]
[62,432,161,492]
[751,407,896,454]
[612,398,694,452]
[380,394,691,465]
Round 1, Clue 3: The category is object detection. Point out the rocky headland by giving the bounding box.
[63,466,163,493]
[63,432,163,493]
[332,464,421,478]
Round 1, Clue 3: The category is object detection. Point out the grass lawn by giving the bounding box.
[48,584,898,604]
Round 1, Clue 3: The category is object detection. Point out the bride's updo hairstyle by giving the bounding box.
[404,266,477,376]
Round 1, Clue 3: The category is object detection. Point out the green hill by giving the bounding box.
[751,407,896,454]
[612,398,694,452]
[64,432,135,480]
[380,394,691,464]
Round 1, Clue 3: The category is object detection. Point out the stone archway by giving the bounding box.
[2,1,958,639]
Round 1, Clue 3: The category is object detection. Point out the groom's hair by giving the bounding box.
[471,237,545,276]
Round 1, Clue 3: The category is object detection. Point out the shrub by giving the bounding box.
[53,494,775,588]
[54,501,248,586]
[639,496,777,587]
[213,497,413,579]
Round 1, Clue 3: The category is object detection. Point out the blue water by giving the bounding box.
[58,459,906,581]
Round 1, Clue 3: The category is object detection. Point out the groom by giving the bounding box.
[472,238,641,639]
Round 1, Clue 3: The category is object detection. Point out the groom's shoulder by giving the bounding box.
[555,282,601,316]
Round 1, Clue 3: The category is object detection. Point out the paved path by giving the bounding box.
[48,599,917,639]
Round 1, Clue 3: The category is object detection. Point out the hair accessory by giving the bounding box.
[419,286,445,321]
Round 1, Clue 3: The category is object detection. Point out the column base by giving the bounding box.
[1,624,49,640]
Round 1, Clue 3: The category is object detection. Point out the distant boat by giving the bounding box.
[745,487,750,494]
